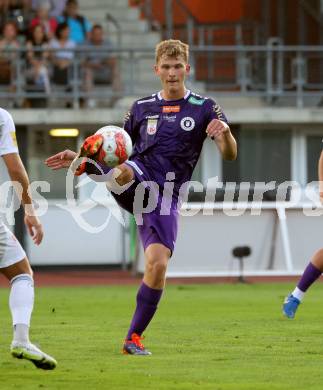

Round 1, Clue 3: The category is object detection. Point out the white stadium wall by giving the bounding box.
[137,205,323,277]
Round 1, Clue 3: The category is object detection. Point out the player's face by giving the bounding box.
[155,55,190,98]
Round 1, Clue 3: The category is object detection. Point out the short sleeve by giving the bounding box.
[205,98,229,125]
[0,110,18,156]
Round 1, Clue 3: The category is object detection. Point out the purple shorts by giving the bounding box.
[111,160,179,254]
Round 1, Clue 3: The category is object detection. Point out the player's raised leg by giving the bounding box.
[1,256,57,370]
[283,249,323,319]
[123,243,170,355]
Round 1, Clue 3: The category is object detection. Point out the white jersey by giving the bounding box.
[0,108,18,156]
[0,108,25,266]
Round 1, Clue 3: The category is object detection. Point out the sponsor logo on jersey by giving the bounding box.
[180,117,195,131]
[188,96,205,105]
[145,115,159,119]
[10,131,17,147]
[147,119,158,135]
[212,104,226,121]
[162,105,180,113]
[163,115,176,122]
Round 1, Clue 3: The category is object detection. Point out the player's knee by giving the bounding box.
[23,258,33,278]
[154,258,168,276]
[10,272,34,286]
[24,269,33,279]
[0,258,33,281]
[312,249,323,268]
[146,256,168,276]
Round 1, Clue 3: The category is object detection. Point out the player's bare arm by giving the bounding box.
[206,119,237,160]
[2,153,43,245]
[45,135,106,173]
[45,149,77,170]
[318,150,323,202]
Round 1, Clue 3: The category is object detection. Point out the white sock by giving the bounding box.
[292,286,305,302]
[13,324,30,344]
[9,274,34,344]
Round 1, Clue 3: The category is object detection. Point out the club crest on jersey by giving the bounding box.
[180,117,195,131]
[147,119,158,135]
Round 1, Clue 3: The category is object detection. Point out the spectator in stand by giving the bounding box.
[58,0,91,45]
[3,0,33,36]
[49,0,66,18]
[0,1,8,32]
[83,24,120,107]
[26,24,50,93]
[30,0,57,40]
[0,21,20,88]
[32,0,67,18]
[49,22,75,85]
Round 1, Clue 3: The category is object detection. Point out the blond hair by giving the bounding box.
[155,39,189,64]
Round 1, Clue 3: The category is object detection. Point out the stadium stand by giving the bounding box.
[0,0,323,277]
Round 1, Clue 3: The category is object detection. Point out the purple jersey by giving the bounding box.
[124,89,228,197]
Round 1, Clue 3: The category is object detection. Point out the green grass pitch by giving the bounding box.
[1,282,323,389]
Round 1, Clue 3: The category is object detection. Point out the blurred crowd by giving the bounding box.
[0,0,120,107]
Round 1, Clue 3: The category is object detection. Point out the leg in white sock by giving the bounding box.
[8,273,57,369]
[9,273,34,344]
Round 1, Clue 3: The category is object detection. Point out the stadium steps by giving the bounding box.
[90,18,149,33]
[78,1,155,47]
[80,4,141,22]
[78,0,129,8]
[78,0,206,101]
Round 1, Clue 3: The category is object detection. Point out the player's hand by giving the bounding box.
[206,119,230,140]
[45,149,77,170]
[24,214,43,245]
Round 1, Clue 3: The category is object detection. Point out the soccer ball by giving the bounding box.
[95,125,133,168]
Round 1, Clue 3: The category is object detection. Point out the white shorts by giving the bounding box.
[0,222,26,268]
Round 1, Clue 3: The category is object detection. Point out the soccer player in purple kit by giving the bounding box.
[283,150,323,319]
[45,39,237,354]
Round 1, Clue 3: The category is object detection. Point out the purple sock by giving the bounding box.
[297,262,322,292]
[126,282,163,340]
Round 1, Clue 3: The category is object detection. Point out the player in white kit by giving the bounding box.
[0,108,56,369]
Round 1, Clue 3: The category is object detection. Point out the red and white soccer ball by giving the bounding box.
[95,125,133,168]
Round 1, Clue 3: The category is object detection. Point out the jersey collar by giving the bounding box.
[157,89,191,102]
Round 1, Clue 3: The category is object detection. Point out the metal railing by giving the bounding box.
[193,44,323,107]
[0,45,322,108]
